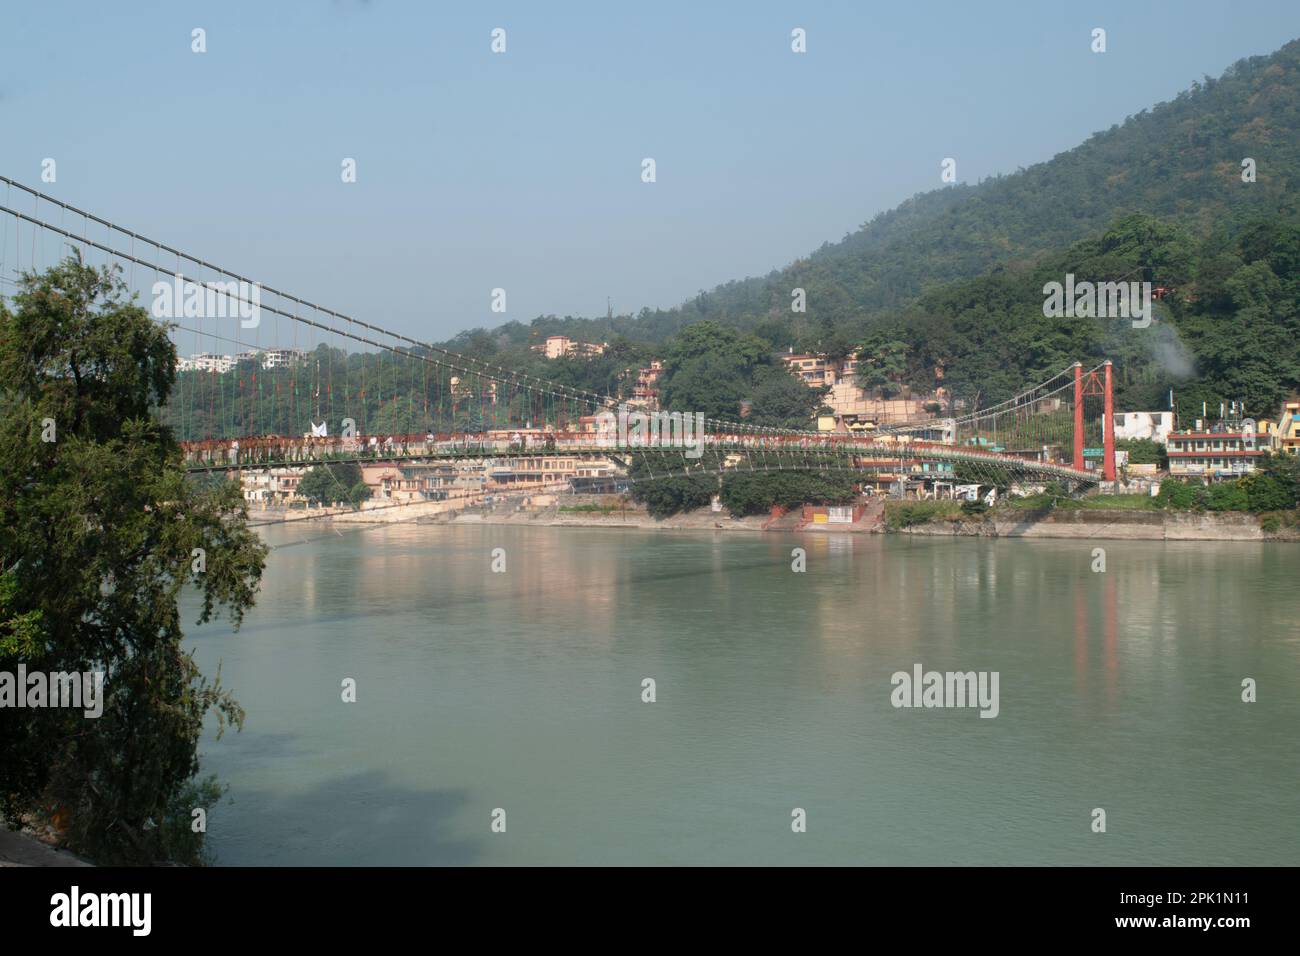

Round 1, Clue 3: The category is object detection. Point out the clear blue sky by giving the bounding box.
[3,1,1299,342]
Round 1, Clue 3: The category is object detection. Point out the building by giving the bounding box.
[1271,401,1300,456]
[260,348,309,369]
[632,361,663,402]
[781,351,929,428]
[177,352,236,374]
[486,455,617,489]
[357,463,487,503]
[824,387,926,427]
[1166,420,1269,480]
[1114,411,1174,445]
[781,353,842,386]
[533,335,607,359]
[240,467,305,504]
[179,348,308,373]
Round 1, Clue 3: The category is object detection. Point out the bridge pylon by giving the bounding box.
[1072,363,1084,472]
[1073,361,1116,483]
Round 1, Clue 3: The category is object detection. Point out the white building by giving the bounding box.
[1114,411,1174,445]
[260,348,309,369]
[177,352,235,374]
[241,467,306,504]
[176,348,311,374]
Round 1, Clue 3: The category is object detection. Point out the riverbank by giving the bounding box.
[447,498,1297,541]
[255,492,1298,542]
[0,826,92,867]
[890,503,1298,541]
[437,503,773,532]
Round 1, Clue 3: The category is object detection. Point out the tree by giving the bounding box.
[855,333,910,397]
[657,321,767,421]
[298,461,369,506]
[1240,471,1293,512]
[747,365,828,429]
[1255,452,1300,506]
[0,256,267,864]
[1206,480,1250,511]
[1116,438,1168,468]
[371,400,433,436]
[1157,478,1208,510]
[719,471,857,515]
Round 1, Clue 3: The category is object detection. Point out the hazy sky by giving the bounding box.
[4,1,1300,342]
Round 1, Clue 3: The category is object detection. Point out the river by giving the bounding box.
[185,523,1300,865]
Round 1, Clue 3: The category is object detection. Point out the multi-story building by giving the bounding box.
[241,467,304,504]
[533,335,607,359]
[1271,401,1300,456]
[1166,421,1269,480]
[177,352,236,374]
[355,462,487,503]
[179,349,308,373]
[486,455,617,489]
[781,353,841,386]
[260,348,309,369]
[633,361,663,402]
[1114,411,1175,445]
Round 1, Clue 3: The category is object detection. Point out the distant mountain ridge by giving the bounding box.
[459,37,1300,352]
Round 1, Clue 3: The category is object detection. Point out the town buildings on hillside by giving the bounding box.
[177,348,310,372]
[780,352,933,430]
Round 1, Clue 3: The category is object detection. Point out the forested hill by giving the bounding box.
[457,37,1300,353]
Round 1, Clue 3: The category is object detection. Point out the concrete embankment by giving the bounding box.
[450,503,772,532]
[437,496,884,534]
[249,498,465,526]
[249,495,1292,543]
[899,508,1283,541]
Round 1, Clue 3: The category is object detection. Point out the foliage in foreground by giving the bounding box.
[0,257,267,864]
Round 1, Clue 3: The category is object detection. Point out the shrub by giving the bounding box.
[1157,478,1206,511]
[1241,473,1293,512]
[1206,480,1250,512]
[886,501,960,529]
[1116,438,1167,468]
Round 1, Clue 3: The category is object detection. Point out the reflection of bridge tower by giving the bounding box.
[1073,361,1116,481]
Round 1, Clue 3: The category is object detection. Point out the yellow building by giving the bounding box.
[1275,402,1300,456]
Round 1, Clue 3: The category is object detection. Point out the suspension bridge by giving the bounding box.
[0,174,1118,506]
